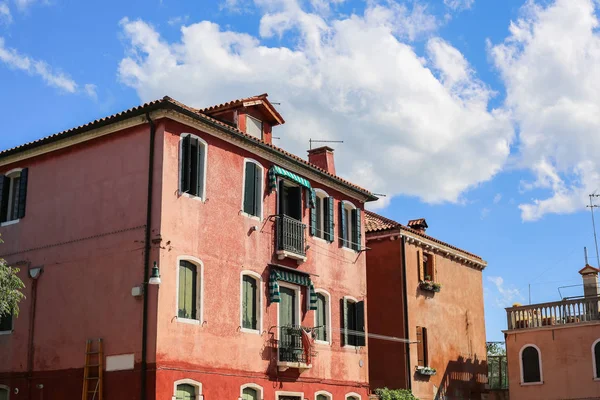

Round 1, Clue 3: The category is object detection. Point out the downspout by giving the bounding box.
[26,276,39,398]
[401,235,412,391]
[141,112,156,400]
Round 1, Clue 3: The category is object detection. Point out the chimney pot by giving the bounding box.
[407,218,428,233]
[307,146,336,175]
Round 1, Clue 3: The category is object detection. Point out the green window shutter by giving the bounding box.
[196,142,205,198]
[242,275,258,330]
[316,395,329,400]
[356,300,366,347]
[325,197,334,242]
[178,261,197,320]
[17,168,28,219]
[176,384,196,400]
[181,135,192,193]
[347,300,357,346]
[243,162,256,215]
[316,293,326,341]
[339,201,347,247]
[310,196,317,236]
[351,209,362,251]
[0,176,8,223]
[254,163,262,217]
[340,298,347,346]
[242,387,258,400]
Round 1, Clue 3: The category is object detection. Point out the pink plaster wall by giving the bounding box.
[506,323,600,400]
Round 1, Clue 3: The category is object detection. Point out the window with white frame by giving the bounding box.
[246,115,263,139]
[341,296,365,347]
[241,272,261,332]
[314,291,330,344]
[1,168,28,223]
[180,134,207,199]
[339,201,361,251]
[593,339,600,379]
[241,384,263,400]
[173,379,201,400]
[311,190,333,241]
[177,259,203,322]
[0,384,9,400]
[345,393,361,400]
[242,160,263,218]
[0,313,12,333]
[520,344,542,384]
[315,391,332,400]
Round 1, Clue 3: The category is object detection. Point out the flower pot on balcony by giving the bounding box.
[416,366,437,376]
[419,280,441,293]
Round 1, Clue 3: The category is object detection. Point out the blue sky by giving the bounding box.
[2,0,600,342]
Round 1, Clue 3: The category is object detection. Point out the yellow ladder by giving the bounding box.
[81,338,103,400]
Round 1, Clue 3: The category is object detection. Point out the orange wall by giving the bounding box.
[506,323,600,400]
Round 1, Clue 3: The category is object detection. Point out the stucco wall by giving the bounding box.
[154,120,370,396]
[506,323,600,400]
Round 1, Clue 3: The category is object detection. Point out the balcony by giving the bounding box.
[277,326,313,372]
[275,215,307,263]
[505,295,600,331]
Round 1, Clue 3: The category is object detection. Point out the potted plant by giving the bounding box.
[416,366,437,376]
[432,282,442,292]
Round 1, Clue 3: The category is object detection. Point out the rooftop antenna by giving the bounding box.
[587,193,600,266]
[309,138,344,150]
[585,246,589,265]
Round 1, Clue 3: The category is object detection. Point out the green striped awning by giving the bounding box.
[269,268,318,311]
[268,165,316,208]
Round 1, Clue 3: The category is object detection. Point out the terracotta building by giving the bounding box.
[504,265,600,400]
[364,212,488,400]
[0,94,377,400]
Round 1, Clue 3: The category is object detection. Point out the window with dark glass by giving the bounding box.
[416,326,428,367]
[317,395,331,400]
[0,387,9,400]
[0,313,12,332]
[243,161,262,218]
[178,261,199,320]
[311,193,334,241]
[521,346,541,383]
[341,298,365,347]
[0,168,28,223]
[181,135,206,198]
[242,275,258,330]
[339,202,361,250]
[315,293,328,342]
[595,341,600,379]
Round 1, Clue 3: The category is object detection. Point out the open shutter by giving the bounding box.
[356,300,366,347]
[243,163,256,215]
[325,197,334,242]
[17,168,28,219]
[254,164,262,217]
[352,209,362,251]
[430,254,436,282]
[181,135,192,193]
[339,202,347,247]
[0,176,8,222]
[340,298,348,346]
[196,143,204,198]
[310,197,317,236]
[416,326,425,366]
[417,250,424,282]
[289,187,302,220]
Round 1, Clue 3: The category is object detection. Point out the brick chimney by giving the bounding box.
[579,264,600,298]
[407,218,428,233]
[307,146,336,175]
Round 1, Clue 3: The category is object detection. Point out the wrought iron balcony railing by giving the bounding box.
[275,215,306,262]
[278,325,316,368]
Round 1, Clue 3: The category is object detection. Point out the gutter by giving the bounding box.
[401,235,412,391]
[141,112,156,400]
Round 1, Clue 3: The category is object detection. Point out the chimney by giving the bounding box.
[407,218,428,233]
[579,264,600,298]
[307,146,336,175]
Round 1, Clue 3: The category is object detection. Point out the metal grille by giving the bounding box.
[279,326,308,363]
[276,215,306,257]
[488,355,508,389]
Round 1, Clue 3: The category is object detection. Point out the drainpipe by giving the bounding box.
[401,235,412,391]
[26,276,39,398]
[141,112,156,400]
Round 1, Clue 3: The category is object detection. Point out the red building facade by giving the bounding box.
[0,94,376,400]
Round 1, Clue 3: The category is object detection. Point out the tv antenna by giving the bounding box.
[587,193,600,265]
[309,139,344,150]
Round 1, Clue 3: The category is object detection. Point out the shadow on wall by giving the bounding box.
[431,356,488,400]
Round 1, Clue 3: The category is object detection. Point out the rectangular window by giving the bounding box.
[339,202,361,250]
[0,313,12,332]
[311,194,334,241]
[243,162,262,217]
[342,298,365,347]
[181,135,206,198]
[246,115,263,139]
[242,275,258,330]
[416,326,428,367]
[315,196,323,238]
[0,169,28,223]
[178,261,198,320]
[315,293,328,342]
[418,252,436,282]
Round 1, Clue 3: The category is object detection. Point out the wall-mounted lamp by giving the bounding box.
[29,267,43,280]
[148,262,161,285]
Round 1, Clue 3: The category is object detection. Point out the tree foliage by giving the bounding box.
[487,342,506,356]
[0,243,25,317]
[374,388,419,400]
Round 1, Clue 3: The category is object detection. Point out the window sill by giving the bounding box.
[342,344,363,349]
[314,339,331,346]
[0,330,13,335]
[594,378,600,381]
[313,236,330,244]
[1,219,19,227]
[341,246,358,254]
[239,211,261,221]
[176,317,202,326]
[180,192,205,203]
[520,382,543,386]
[240,327,261,335]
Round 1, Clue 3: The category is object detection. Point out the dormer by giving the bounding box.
[200,93,285,145]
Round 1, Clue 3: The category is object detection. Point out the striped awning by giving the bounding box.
[268,165,316,208]
[269,268,318,311]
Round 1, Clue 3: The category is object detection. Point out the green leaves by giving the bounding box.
[374,388,419,400]
[0,259,25,317]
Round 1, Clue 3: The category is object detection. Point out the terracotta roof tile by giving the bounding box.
[365,210,483,261]
[407,218,428,228]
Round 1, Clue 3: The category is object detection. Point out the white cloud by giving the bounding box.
[493,193,502,204]
[487,276,523,307]
[444,0,474,11]
[14,0,38,10]
[118,1,513,207]
[0,2,11,25]
[0,37,96,96]
[480,207,490,219]
[167,15,189,26]
[490,0,600,221]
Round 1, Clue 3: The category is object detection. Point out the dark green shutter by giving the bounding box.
[242,275,257,330]
[0,176,9,223]
[310,197,317,236]
[17,168,28,219]
[196,142,204,198]
[244,163,256,215]
[254,164,261,216]
[325,197,334,242]
[340,298,348,346]
[352,208,362,251]
[356,300,366,347]
[178,261,197,320]
[339,202,347,247]
[181,135,191,193]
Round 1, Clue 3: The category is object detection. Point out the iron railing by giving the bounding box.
[276,215,306,258]
[506,295,600,330]
[279,326,309,364]
[488,355,508,389]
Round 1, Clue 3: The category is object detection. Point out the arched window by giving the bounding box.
[520,344,542,384]
[241,271,262,333]
[314,290,331,344]
[180,133,208,200]
[177,258,203,323]
[345,393,361,400]
[242,159,264,219]
[592,339,600,379]
[241,384,263,400]
[0,385,9,400]
[339,201,361,251]
[312,189,333,241]
[173,379,201,400]
[315,391,332,400]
